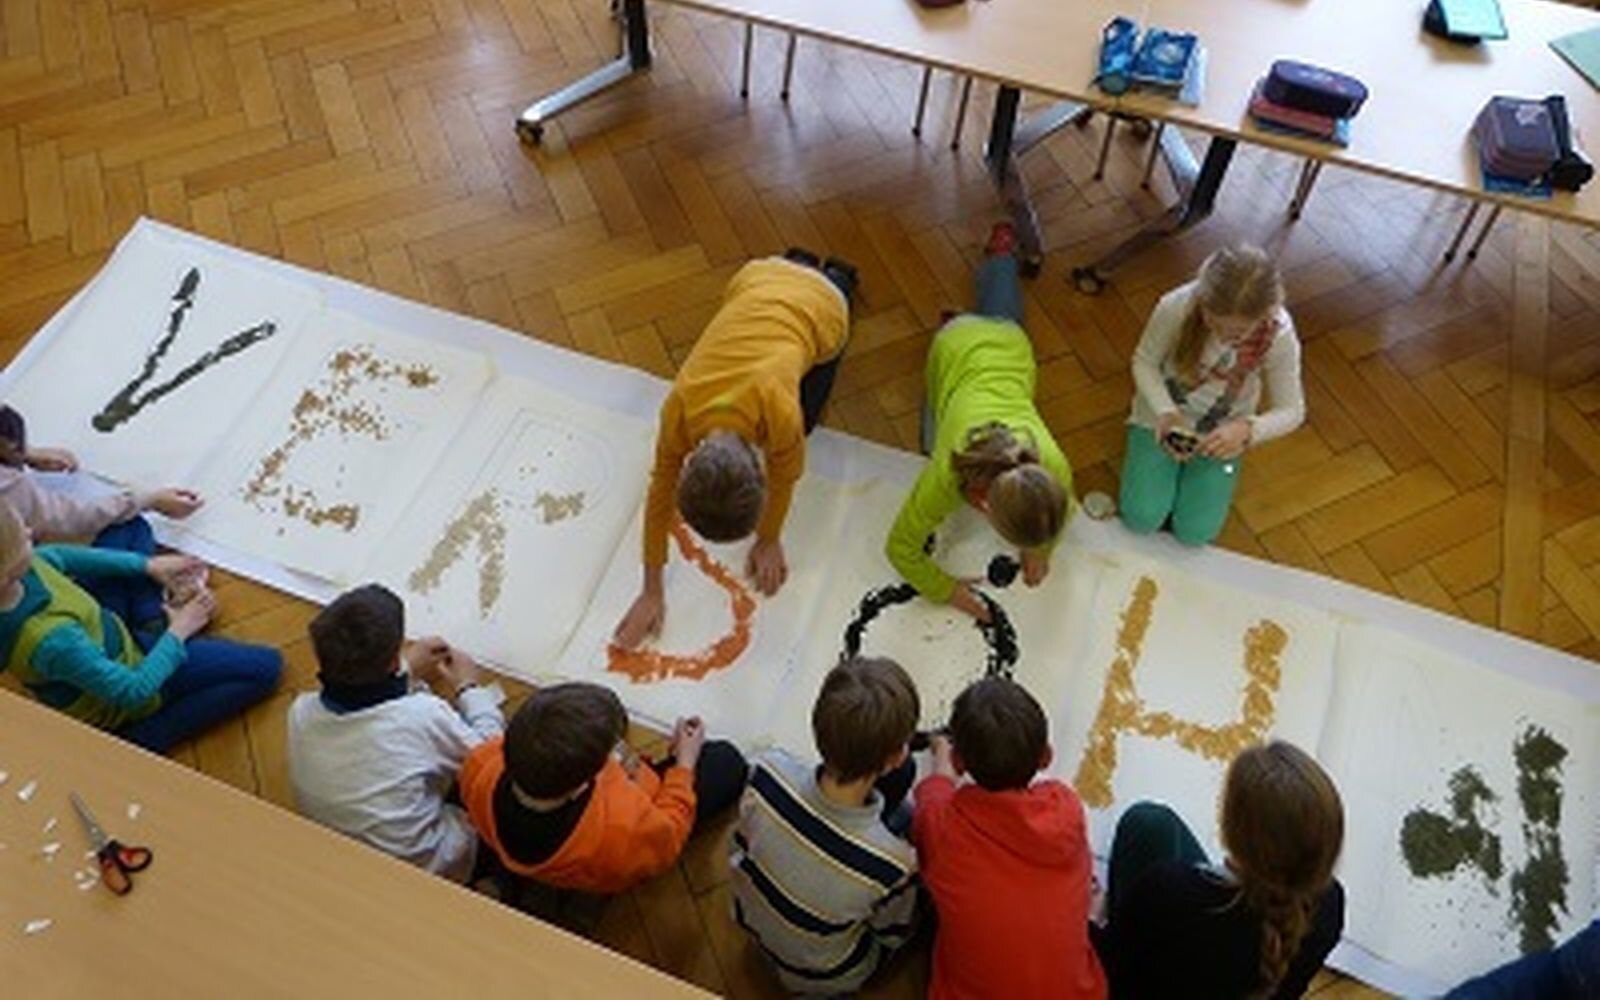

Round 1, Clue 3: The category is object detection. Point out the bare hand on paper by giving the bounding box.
[140,488,205,519]
[949,581,992,623]
[1021,550,1049,587]
[613,590,664,649]
[746,538,787,596]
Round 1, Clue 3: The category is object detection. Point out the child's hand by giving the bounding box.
[930,734,958,779]
[1021,550,1049,588]
[671,716,705,771]
[1198,418,1251,460]
[403,635,451,680]
[140,488,204,519]
[164,590,216,640]
[25,447,78,473]
[949,582,992,623]
[613,590,664,649]
[147,554,204,591]
[1155,411,1193,463]
[437,648,486,694]
[746,538,787,596]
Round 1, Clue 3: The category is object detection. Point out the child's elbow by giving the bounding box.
[101,676,157,710]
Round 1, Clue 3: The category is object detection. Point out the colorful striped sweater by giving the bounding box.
[730,749,918,994]
[0,546,184,730]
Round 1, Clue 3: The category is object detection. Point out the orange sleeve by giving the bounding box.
[643,394,689,568]
[610,764,697,884]
[755,389,804,544]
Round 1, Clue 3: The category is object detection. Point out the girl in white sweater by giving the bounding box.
[1120,246,1305,546]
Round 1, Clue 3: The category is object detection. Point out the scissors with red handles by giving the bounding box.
[70,792,153,895]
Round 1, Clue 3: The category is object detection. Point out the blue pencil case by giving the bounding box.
[1097,17,1140,96]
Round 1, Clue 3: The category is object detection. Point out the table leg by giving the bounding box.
[1071,131,1236,294]
[515,0,651,144]
[984,89,1093,278]
[780,33,797,102]
[950,76,974,150]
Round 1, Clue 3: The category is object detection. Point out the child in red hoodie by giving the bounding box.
[914,677,1107,999]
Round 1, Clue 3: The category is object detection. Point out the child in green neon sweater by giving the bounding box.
[0,501,280,751]
[885,223,1074,621]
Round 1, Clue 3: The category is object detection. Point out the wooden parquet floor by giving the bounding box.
[4,2,1600,996]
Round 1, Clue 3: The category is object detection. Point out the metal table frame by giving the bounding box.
[513,1,1240,293]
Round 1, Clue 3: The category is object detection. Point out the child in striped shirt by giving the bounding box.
[731,656,922,994]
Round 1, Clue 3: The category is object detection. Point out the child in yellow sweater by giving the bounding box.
[614,252,855,648]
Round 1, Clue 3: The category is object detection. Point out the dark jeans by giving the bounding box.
[876,754,916,836]
[1106,801,1208,918]
[655,738,751,829]
[799,356,841,434]
[1448,919,1600,999]
[88,518,166,632]
[88,517,282,754]
[795,260,854,434]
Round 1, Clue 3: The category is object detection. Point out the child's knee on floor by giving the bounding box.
[1170,505,1226,547]
[1118,488,1172,536]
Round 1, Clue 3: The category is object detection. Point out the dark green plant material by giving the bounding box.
[1510,726,1568,953]
[1398,725,1572,955]
[1400,765,1503,885]
[92,268,279,433]
[842,582,1018,686]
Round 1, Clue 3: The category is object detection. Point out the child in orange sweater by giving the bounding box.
[461,682,747,894]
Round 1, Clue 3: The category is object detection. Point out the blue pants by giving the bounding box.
[976,253,1024,325]
[89,518,282,754]
[1448,919,1600,999]
[920,254,1027,454]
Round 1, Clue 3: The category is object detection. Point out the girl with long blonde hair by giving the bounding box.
[1120,245,1305,545]
[885,222,1072,621]
[1095,741,1346,998]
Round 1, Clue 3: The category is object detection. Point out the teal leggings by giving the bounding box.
[1118,425,1239,546]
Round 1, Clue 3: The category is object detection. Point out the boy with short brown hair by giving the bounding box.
[613,253,855,649]
[731,656,922,994]
[461,682,746,895]
[288,583,500,883]
[915,677,1106,998]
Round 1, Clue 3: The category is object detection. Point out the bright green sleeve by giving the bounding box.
[884,459,963,603]
[38,545,149,579]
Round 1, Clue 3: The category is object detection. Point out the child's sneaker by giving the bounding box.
[783,247,822,268]
[985,221,1017,258]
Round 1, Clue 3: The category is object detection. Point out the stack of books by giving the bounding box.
[1248,82,1353,147]
[1131,29,1199,95]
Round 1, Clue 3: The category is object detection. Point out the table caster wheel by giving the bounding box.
[1020,256,1043,279]
[1071,267,1106,295]
[516,121,544,145]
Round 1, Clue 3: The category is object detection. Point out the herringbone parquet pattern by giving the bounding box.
[4,2,1599,996]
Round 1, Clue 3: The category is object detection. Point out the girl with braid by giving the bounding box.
[885,222,1072,622]
[1120,245,1305,546]
[1095,741,1346,999]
